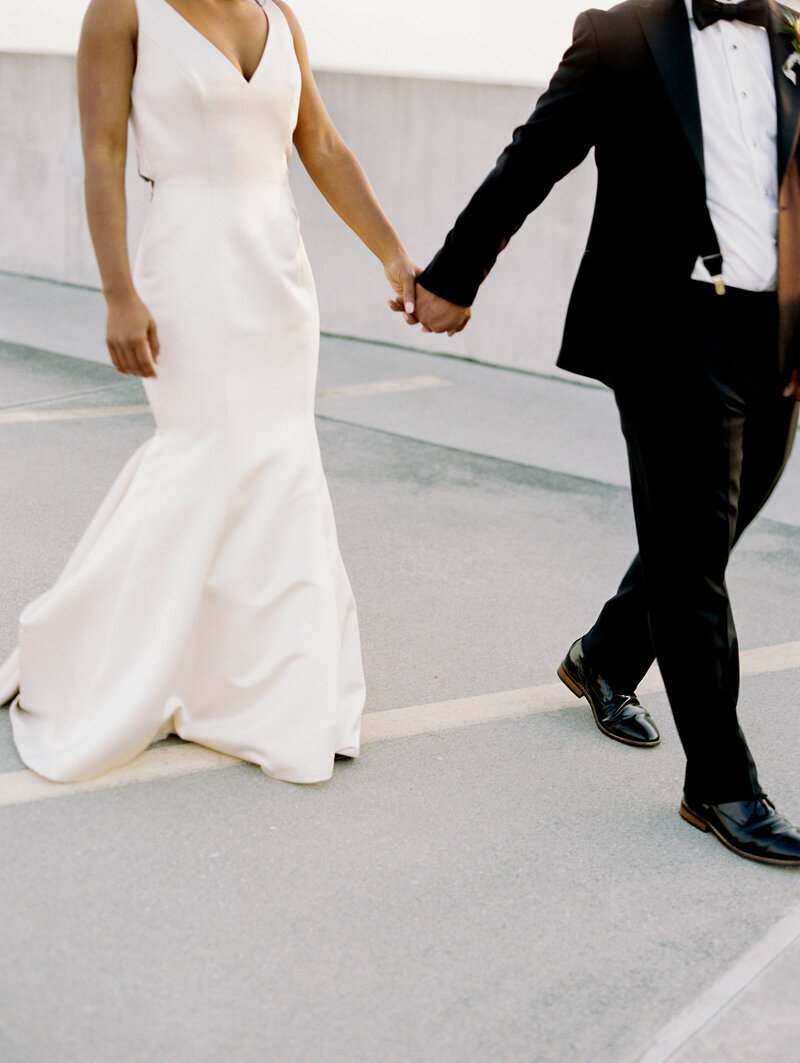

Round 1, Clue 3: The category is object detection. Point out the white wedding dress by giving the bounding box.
[0,0,366,783]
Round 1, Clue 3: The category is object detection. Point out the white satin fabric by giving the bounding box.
[0,0,366,783]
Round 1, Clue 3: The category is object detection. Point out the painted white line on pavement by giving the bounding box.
[361,682,571,743]
[1,639,799,808]
[0,405,151,424]
[609,640,800,701]
[0,377,451,425]
[0,743,238,807]
[633,901,800,1063]
[736,640,800,677]
[316,375,450,400]
[635,641,800,694]
[0,684,574,808]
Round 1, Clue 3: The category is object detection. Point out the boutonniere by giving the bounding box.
[781,8,800,84]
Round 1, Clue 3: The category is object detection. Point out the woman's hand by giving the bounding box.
[384,253,420,323]
[106,293,160,378]
[388,278,472,336]
[783,368,800,401]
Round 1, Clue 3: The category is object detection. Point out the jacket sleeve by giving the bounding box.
[417,11,601,307]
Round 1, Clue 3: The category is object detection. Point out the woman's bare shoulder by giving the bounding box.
[272,1,303,38]
[81,0,138,42]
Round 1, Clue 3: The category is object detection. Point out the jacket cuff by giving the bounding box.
[417,249,481,308]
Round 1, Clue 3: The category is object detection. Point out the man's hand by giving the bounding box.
[784,369,800,401]
[389,282,471,336]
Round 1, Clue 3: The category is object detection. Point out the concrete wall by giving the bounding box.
[0,52,597,376]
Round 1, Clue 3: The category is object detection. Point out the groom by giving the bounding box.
[400,0,800,865]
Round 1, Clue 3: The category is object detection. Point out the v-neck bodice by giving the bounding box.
[157,0,270,85]
[131,0,300,187]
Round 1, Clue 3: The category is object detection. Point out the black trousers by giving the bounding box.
[581,282,798,803]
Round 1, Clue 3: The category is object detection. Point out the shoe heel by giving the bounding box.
[557,664,584,700]
[680,802,709,832]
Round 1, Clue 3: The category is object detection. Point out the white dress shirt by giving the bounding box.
[685,0,779,291]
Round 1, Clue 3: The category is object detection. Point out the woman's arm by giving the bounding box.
[275,1,418,316]
[78,0,159,377]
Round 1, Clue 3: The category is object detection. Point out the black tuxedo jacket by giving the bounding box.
[417,0,800,388]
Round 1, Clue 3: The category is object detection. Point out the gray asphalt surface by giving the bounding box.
[1,275,800,1063]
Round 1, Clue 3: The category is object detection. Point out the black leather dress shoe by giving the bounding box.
[557,638,660,747]
[680,794,800,866]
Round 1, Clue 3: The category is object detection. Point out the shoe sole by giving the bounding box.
[557,662,660,748]
[680,801,800,867]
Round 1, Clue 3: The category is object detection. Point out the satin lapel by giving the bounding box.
[637,0,705,173]
[768,2,800,181]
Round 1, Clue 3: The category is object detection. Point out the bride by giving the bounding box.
[0,0,418,784]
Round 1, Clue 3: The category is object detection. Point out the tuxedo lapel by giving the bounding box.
[637,0,704,173]
[768,2,800,181]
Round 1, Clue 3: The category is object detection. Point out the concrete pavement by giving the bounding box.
[1,273,800,1063]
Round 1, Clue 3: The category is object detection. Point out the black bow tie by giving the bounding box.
[692,0,769,30]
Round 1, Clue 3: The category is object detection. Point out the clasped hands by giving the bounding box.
[383,257,471,337]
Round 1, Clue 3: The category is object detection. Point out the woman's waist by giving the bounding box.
[135,177,305,270]
[143,174,298,223]
[146,171,290,192]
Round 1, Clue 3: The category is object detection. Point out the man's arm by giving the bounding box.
[408,12,602,331]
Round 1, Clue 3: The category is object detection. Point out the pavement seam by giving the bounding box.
[0,268,101,294]
[0,378,452,424]
[630,901,800,1063]
[314,411,637,495]
[0,381,134,414]
[320,329,609,390]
